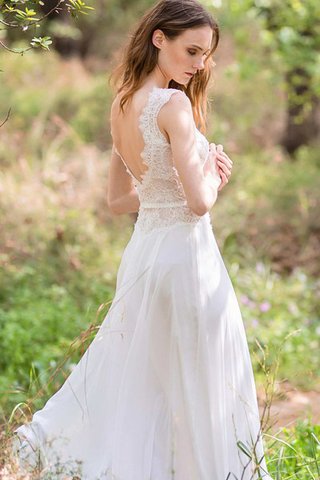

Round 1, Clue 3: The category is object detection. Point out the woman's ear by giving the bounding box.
[152,29,165,49]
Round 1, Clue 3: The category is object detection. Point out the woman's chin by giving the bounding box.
[171,77,188,86]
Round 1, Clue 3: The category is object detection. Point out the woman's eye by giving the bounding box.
[188,50,196,56]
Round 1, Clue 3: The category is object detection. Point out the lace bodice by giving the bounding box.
[115,86,221,234]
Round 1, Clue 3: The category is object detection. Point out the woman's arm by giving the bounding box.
[107,145,140,215]
[109,189,140,215]
[159,91,220,216]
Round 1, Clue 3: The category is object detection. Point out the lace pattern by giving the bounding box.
[120,86,220,233]
[134,206,211,235]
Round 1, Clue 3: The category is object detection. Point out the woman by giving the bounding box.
[12,1,272,479]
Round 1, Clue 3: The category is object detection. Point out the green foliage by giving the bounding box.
[215,0,320,130]
[0,0,94,53]
[229,262,320,388]
[66,0,94,17]
[220,0,320,75]
[0,256,115,415]
[0,49,113,150]
[254,0,320,125]
[0,167,130,416]
[69,76,113,145]
[266,420,320,478]
[213,146,320,274]
[254,0,320,68]
[30,35,52,50]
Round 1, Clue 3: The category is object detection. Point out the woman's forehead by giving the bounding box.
[178,26,213,50]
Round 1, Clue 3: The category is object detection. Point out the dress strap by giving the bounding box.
[138,87,187,144]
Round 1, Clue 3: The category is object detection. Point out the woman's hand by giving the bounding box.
[209,143,233,192]
[203,144,222,190]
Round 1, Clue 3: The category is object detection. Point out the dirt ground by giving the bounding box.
[257,381,320,431]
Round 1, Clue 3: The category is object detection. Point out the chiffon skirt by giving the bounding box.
[12,213,272,479]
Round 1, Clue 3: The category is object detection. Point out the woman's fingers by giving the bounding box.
[216,151,233,169]
[216,143,224,153]
[218,171,228,191]
[209,143,234,189]
[209,144,216,155]
[210,144,233,168]
[217,160,231,177]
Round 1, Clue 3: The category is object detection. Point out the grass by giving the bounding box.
[265,420,320,479]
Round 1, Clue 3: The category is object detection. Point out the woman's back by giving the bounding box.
[110,86,219,234]
[111,87,154,184]
[111,86,221,218]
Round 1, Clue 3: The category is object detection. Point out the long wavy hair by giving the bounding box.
[110,0,219,133]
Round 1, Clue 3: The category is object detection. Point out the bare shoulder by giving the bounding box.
[158,90,193,134]
[110,93,126,138]
[110,94,125,142]
[164,90,192,113]
[110,93,122,119]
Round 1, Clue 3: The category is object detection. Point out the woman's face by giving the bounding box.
[153,26,213,85]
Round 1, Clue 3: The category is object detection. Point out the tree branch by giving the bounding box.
[0,0,65,29]
[0,39,32,54]
[0,107,12,128]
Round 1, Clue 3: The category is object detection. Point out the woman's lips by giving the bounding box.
[185,72,193,77]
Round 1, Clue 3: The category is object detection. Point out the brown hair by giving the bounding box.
[110,0,219,133]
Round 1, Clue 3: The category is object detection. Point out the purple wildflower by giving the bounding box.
[259,301,271,313]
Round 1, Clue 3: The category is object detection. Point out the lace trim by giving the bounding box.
[138,86,183,146]
[138,88,183,181]
[139,200,188,208]
[114,146,145,187]
[134,205,207,234]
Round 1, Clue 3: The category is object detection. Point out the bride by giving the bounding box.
[12,0,272,479]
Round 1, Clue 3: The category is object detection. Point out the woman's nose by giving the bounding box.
[193,57,205,71]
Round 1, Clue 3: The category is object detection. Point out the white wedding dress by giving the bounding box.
[12,86,272,480]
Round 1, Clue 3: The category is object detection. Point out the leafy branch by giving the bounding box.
[0,0,94,127]
[0,0,94,52]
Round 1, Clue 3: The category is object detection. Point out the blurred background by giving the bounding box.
[0,0,320,476]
